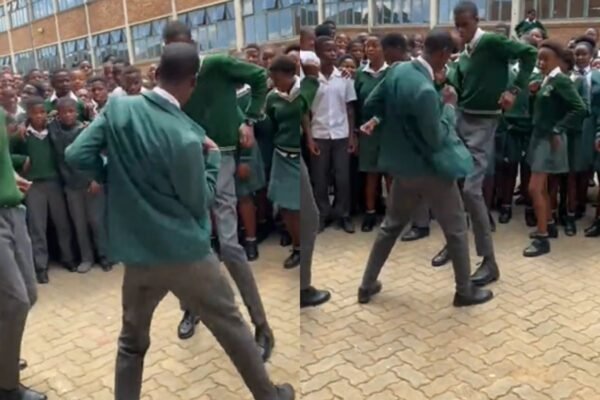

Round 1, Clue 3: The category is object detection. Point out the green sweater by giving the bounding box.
[11,127,59,181]
[515,19,546,38]
[355,67,388,125]
[454,32,537,115]
[65,91,221,266]
[532,73,586,138]
[266,77,319,152]
[48,120,90,190]
[183,54,268,152]
[44,95,88,122]
[0,110,23,208]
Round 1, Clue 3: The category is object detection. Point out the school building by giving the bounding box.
[0,0,597,74]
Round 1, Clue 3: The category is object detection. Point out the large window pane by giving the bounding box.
[0,6,7,32]
[299,0,318,26]
[63,37,91,68]
[31,0,54,20]
[180,2,236,52]
[131,18,167,62]
[525,0,596,19]
[9,0,30,28]
[439,0,509,22]
[14,51,35,74]
[58,0,84,11]
[93,28,129,65]
[244,0,300,44]
[376,0,429,24]
[37,45,60,71]
[324,0,369,25]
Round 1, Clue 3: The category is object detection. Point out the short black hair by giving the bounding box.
[347,39,364,51]
[314,23,334,38]
[323,19,336,28]
[575,35,597,53]
[269,55,297,75]
[162,20,192,42]
[454,1,479,18]
[561,48,575,71]
[245,43,261,52]
[51,68,70,81]
[527,8,536,14]
[424,29,457,55]
[337,54,355,66]
[24,96,45,112]
[156,43,200,85]
[113,59,130,67]
[315,36,335,52]
[123,65,141,76]
[26,81,46,97]
[284,44,301,54]
[540,40,566,58]
[381,33,408,52]
[24,68,40,81]
[88,76,107,86]
[56,97,78,110]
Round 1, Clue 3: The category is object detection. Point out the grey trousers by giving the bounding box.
[300,158,318,291]
[310,138,351,220]
[412,198,430,229]
[65,188,107,263]
[456,112,498,258]
[25,180,75,271]
[0,207,37,390]
[361,176,472,295]
[114,256,279,400]
[211,154,267,328]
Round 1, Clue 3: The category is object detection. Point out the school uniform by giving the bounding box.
[65,89,287,400]
[183,54,272,349]
[0,109,38,394]
[266,76,319,211]
[451,28,536,272]
[310,67,357,224]
[11,125,75,276]
[529,67,586,174]
[515,18,546,37]
[48,119,107,267]
[235,85,266,198]
[45,92,88,122]
[358,58,492,307]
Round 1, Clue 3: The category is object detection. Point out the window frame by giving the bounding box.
[374,0,430,25]
[179,2,237,53]
[131,18,168,62]
[57,0,85,12]
[36,44,60,72]
[524,0,597,19]
[92,28,129,65]
[8,0,30,28]
[243,0,298,45]
[14,51,36,75]
[31,0,54,20]
[62,37,91,68]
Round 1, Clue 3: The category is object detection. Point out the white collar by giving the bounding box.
[466,28,485,52]
[362,61,389,76]
[26,125,48,139]
[578,65,592,75]
[153,86,180,109]
[237,84,251,97]
[527,18,537,22]
[50,91,78,102]
[542,66,561,86]
[273,76,301,102]
[319,67,342,82]
[416,56,434,81]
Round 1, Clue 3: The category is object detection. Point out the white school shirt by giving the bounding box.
[542,66,561,87]
[415,56,434,80]
[310,67,357,140]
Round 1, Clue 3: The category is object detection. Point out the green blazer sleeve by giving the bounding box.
[493,35,537,91]
[300,77,320,112]
[552,76,586,135]
[215,56,268,120]
[65,107,108,183]
[10,136,27,171]
[414,87,455,152]
[363,78,387,123]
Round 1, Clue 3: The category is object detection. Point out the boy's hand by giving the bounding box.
[203,137,219,154]
[236,163,251,180]
[239,123,255,148]
[88,180,102,195]
[14,172,31,193]
[360,118,379,135]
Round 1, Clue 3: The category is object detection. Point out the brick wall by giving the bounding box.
[88,0,126,32]
[127,0,171,24]
[57,7,88,41]
[31,17,58,47]
[0,33,9,55]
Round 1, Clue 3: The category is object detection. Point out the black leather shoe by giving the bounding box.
[255,326,275,363]
[339,217,355,234]
[453,286,494,307]
[489,212,496,233]
[357,281,382,304]
[300,286,331,308]
[431,246,450,267]
[575,205,586,220]
[361,213,377,232]
[100,260,114,272]
[275,383,295,400]
[498,205,512,224]
[0,385,47,400]
[177,311,200,340]
[401,226,430,242]
[529,223,558,239]
[280,231,292,247]
[525,207,537,227]
[515,195,526,206]
[564,216,576,237]
[245,240,259,262]
[64,262,78,272]
[19,359,27,371]
[523,237,550,257]
[585,219,600,237]
[284,250,300,269]
[36,270,49,285]
[470,258,499,287]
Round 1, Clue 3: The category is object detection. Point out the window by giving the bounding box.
[243,0,297,44]
[0,6,7,32]
[14,51,35,74]
[524,0,600,19]
[375,0,429,24]
[299,0,318,26]
[36,45,60,71]
[8,0,29,28]
[31,0,54,20]
[57,0,84,11]
[439,0,511,22]
[323,0,369,25]
[62,37,91,68]
[179,2,236,52]
[0,55,11,68]
[93,28,129,65]
[131,18,167,61]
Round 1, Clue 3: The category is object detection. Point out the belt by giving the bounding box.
[275,148,300,159]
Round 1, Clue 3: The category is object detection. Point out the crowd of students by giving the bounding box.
[298,9,600,264]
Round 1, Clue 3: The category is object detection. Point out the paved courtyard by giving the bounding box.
[20,238,298,400]
[302,207,600,400]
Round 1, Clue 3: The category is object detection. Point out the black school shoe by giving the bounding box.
[498,205,512,224]
[431,246,450,267]
[401,226,430,242]
[0,385,47,400]
[300,287,331,308]
[564,216,577,237]
[357,281,382,304]
[36,270,49,285]
[245,240,259,262]
[470,257,500,287]
[361,213,377,232]
[284,249,300,269]
[453,286,494,307]
[585,219,600,237]
[523,236,550,257]
[177,311,200,340]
